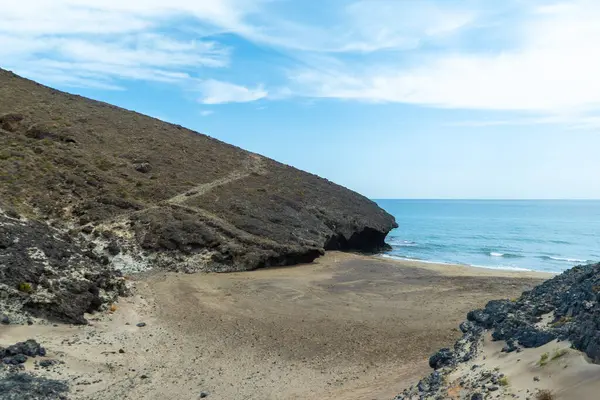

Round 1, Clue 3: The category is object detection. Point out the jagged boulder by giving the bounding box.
[429,348,455,369]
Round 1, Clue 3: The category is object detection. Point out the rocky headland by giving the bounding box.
[0,69,397,397]
[0,67,398,323]
[0,67,396,277]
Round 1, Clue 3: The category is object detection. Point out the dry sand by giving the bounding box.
[0,252,550,400]
[447,332,600,399]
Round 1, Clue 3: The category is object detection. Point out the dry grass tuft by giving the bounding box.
[536,389,555,400]
[551,348,568,360]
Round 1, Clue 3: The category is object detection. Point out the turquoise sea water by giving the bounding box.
[375,200,600,273]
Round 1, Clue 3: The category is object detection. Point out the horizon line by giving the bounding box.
[371,198,600,201]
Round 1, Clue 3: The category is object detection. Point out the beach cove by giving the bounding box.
[1,253,549,399]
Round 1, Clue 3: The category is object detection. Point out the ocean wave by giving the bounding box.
[470,264,534,272]
[539,255,589,263]
[397,241,418,247]
[389,241,451,250]
[381,254,535,272]
[388,238,419,247]
[487,251,524,259]
[549,239,572,245]
[380,254,454,265]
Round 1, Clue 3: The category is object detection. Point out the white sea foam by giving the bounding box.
[470,264,534,272]
[380,254,546,273]
[487,251,523,259]
[546,256,587,263]
[380,254,452,265]
[390,239,418,247]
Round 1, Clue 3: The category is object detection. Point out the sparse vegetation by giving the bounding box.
[538,348,567,366]
[551,316,572,327]
[536,389,555,400]
[17,282,33,293]
[499,376,509,386]
[551,348,568,360]
[95,157,114,172]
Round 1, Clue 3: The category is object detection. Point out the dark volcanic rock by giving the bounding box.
[395,262,600,399]
[0,340,46,367]
[0,372,69,400]
[0,68,396,273]
[133,162,152,173]
[38,360,58,368]
[429,348,455,369]
[0,340,67,399]
[0,213,127,324]
[2,339,46,358]
[466,262,600,361]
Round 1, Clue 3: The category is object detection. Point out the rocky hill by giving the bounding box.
[0,68,396,281]
[396,262,600,399]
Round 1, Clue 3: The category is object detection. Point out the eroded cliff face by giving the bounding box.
[0,210,127,324]
[0,68,397,274]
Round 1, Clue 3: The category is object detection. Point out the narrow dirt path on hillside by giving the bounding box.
[92,154,266,232]
[166,154,266,205]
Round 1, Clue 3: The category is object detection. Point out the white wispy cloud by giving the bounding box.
[1,0,479,97]
[200,110,215,116]
[6,0,600,121]
[235,0,476,53]
[198,80,267,104]
[1,0,244,89]
[286,0,600,120]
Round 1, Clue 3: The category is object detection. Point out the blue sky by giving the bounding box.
[3,0,600,199]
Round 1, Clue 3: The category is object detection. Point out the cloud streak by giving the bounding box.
[6,0,600,116]
[198,80,267,104]
[1,0,242,91]
[286,0,600,121]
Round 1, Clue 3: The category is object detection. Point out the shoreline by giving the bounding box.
[372,253,564,278]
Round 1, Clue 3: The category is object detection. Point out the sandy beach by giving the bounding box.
[1,252,550,400]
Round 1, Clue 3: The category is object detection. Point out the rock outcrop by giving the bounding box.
[0,68,397,274]
[0,210,127,324]
[0,340,68,400]
[0,372,69,400]
[395,262,600,399]
[464,262,600,362]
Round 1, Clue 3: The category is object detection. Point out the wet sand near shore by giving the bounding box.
[1,252,550,400]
